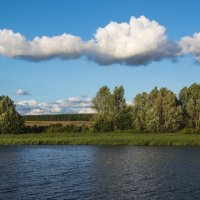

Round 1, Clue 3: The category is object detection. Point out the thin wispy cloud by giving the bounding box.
[0,16,199,66]
[14,89,31,95]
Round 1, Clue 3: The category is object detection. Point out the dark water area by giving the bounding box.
[0,146,200,200]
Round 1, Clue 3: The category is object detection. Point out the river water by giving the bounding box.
[0,145,200,200]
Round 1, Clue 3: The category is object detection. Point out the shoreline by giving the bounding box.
[1,133,200,146]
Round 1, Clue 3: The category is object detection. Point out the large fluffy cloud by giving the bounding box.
[0,29,89,61]
[15,97,95,115]
[90,16,180,65]
[0,16,200,66]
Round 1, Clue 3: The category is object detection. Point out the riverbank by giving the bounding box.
[1,133,200,146]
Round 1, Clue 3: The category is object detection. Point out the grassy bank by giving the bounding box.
[1,133,200,146]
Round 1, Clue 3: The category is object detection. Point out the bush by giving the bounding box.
[92,118,113,132]
[45,124,90,133]
[23,125,47,134]
[179,128,200,134]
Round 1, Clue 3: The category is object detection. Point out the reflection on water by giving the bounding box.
[0,146,200,199]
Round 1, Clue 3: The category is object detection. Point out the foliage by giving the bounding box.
[179,83,200,129]
[23,125,47,134]
[92,86,133,131]
[45,123,89,133]
[179,128,200,134]
[132,92,148,132]
[0,96,24,134]
[1,82,200,135]
[92,116,114,132]
[132,87,183,133]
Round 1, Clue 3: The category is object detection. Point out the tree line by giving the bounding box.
[0,82,199,134]
[92,83,200,133]
[23,114,93,122]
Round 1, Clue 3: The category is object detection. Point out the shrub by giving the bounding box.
[179,128,200,134]
[24,125,47,134]
[45,124,90,133]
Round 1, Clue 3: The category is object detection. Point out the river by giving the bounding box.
[0,146,200,199]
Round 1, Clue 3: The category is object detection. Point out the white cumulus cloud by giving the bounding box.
[89,16,180,65]
[0,29,90,61]
[15,97,95,115]
[179,32,200,64]
[27,108,45,115]
[0,16,200,66]
[79,108,95,114]
[17,99,37,107]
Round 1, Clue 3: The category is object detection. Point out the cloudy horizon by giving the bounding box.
[1,0,200,115]
[15,96,95,115]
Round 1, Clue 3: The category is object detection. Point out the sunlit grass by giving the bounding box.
[1,132,200,146]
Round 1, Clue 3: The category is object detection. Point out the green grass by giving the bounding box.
[1,132,200,146]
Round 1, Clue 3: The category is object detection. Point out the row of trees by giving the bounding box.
[92,83,200,132]
[0,83,199,134]
[23,114,93,122]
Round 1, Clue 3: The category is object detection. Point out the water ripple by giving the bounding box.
[0,146,200,200]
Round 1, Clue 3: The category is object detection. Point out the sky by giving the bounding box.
[0,0,200,115]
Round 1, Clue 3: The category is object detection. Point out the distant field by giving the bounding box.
[25,121,94,127]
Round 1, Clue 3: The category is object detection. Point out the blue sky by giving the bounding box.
[0,0,200,115]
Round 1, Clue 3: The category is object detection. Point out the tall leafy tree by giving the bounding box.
[92,86,112,116]
[92,86,132,131]
[112,86,133,130]
[132,88,183,132]
[179,83,200,129]
[132,92,148,132]
[157,88,183,132]
[92,86,113,131]
[0,96,24,134]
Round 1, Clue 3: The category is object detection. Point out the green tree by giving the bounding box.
[92,86,113,131]
[132,92,148,132]
[92,86,132,131]
[92,86,112,116]
[132,88,183,133]
[179,83,200,129]
[0,96,24,134]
